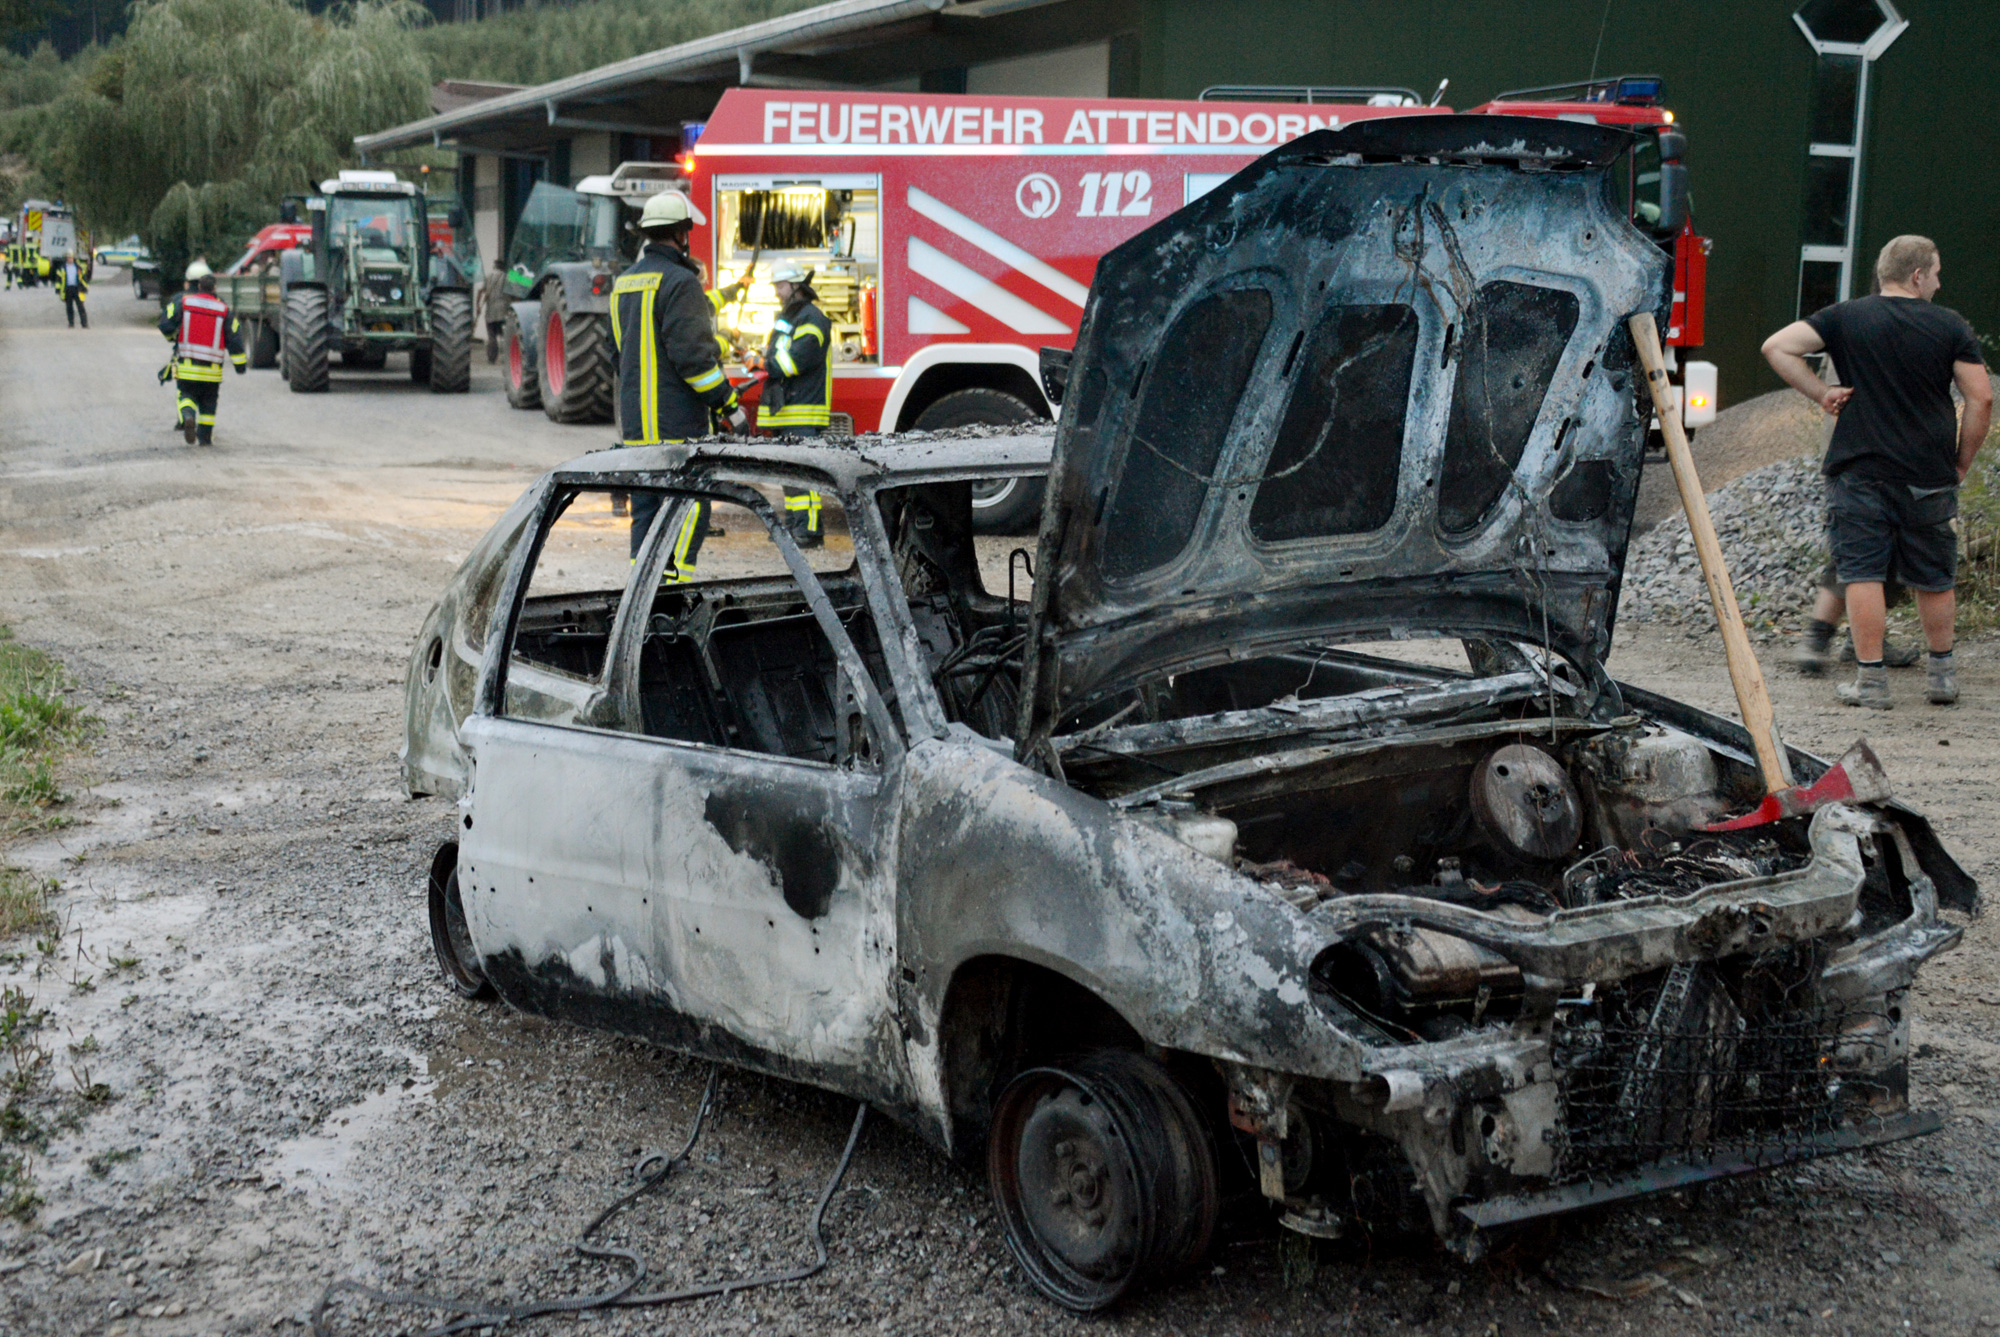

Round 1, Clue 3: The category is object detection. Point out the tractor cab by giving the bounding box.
[312,170,429,331]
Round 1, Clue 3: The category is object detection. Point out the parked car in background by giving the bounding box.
[93,234,148,269]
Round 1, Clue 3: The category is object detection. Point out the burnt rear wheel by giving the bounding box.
[988,1051,1217,1312]
[427,844,493,1001]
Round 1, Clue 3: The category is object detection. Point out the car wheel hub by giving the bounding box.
[1015,1089,1139,1274]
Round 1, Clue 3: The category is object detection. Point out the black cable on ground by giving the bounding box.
[309,1065,870,1336]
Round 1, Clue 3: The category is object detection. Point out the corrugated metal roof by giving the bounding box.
[357,0,958,154]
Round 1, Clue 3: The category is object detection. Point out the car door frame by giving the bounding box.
[461,468,915,1102]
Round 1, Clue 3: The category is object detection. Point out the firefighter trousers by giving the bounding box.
[777,427,823,548]
[175,378,220,446]
[63,293,87,328]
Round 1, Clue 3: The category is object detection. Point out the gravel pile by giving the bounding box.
[1619,454,1828,632]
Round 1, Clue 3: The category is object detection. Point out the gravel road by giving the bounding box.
[4,281,2000,1337]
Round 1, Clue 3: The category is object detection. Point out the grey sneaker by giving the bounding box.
[1928,654,1958,706]
[1838,665,1893,710]
[1840,639,1923,668]
[1793,637,1833,676]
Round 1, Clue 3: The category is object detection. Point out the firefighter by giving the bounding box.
[54,252,88,328]
[157,260,246,446]
[609,190,747,577]
[752,262,833,548]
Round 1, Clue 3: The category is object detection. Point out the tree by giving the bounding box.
[36,0,428,272]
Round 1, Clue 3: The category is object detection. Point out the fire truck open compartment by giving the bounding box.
[711,175,881,365]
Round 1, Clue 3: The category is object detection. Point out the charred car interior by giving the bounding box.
[404,114,1975,1313]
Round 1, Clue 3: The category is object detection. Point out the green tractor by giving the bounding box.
[493,161,686,423]
[279,170,473,394]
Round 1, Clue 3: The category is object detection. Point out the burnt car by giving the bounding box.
[403,116,1973,1311]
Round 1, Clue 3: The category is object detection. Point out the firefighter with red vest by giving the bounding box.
[157,260,246,445]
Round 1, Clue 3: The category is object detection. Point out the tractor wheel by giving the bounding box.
[249,318,279,369]
[536,279,615,424]
[283,288,330,393]
[486,322,503,364]
[503,305,541,411]
[427,290,473,394]
[409,346,433,384]
[915,388,1047,533]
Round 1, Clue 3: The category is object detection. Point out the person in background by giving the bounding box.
[747,263,832,548]
[1762,235,1991,708]
[609,190,747,575]
[55,251,88,327]
[157,260,246,446]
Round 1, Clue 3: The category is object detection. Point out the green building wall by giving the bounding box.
[1122,0,1997,406]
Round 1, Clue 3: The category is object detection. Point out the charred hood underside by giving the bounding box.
[1024,115,1671,742]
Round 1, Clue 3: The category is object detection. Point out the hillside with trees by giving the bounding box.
[0,0,816,268]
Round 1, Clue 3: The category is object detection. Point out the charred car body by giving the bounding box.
[404,117,1973,1311]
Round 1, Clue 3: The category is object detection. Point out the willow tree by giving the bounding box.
[42,0,428,273]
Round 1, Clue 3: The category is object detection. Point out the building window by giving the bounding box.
[1791,0,1907,316]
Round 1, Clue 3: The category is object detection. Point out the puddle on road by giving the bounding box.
[261,1054,436,1198]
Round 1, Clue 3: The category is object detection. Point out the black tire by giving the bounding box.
[283,288,330,393]
[409,346,433,384]
[131,271,144,300]
[427,844,494,1001]
[428,289,473,393]
[536,278,615,423]
[249,319,279,370]
[503,305,541,411]
[988,1051,1219,1312]
[914,388,1048,532]
[486,322,503,363]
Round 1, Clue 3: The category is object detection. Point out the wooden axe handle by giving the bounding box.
[1627,314,1794,794]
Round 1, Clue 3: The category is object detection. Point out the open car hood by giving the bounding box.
[1021,115,1671,741]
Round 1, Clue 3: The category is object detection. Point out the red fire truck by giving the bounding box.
[677,75,1707,528]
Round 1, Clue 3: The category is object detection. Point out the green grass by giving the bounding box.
[0,626,89,840]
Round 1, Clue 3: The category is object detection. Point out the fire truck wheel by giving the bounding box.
[915,389,1048,533]
[503,305,542,411]
[537,280,615,424]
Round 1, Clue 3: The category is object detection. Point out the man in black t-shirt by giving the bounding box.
[1762,235,1991,708]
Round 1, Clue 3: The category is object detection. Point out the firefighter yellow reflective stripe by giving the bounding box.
[662,500,704,583]
[763,403,831,427]
[613,272,665,446]
[684,366,726,392]
[175,358,223,383]
[783,491,822,533]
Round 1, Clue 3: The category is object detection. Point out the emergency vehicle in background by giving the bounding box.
[10,199,77,289]
[667,75,1712,528]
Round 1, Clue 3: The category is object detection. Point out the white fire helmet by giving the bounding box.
[638,190,705,229]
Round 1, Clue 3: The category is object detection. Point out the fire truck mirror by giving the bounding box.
[1039,347,1072,406]
[1655,161,1689,235]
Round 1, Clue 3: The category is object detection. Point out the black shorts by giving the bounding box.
[1826,473,1958,594]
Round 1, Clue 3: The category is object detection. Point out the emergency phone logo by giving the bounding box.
[1015,173,1061,219]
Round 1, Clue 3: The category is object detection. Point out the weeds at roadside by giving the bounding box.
[0,866,56,939]
[0,625,92,839]
[1,983,52,1221]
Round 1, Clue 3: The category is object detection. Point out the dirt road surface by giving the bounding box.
[3,282,1999,1336]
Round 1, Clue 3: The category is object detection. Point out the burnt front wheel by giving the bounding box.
[988,1051,1218,1312]
[427,844,494,1001]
